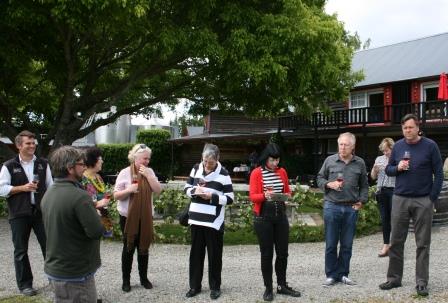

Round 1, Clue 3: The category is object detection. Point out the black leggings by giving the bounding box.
[376,188,393,244]
[254,213,289,288]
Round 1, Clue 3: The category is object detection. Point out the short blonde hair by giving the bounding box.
[128,144,152,163]
[379,138,394,152]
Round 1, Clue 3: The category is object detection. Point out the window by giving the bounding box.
[350,93,367,108]
[349,90,384,122]
[421,82,438,102]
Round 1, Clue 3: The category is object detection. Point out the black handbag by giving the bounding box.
[177,204,190,226]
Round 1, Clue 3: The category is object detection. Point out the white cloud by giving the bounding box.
[325,0,448,48]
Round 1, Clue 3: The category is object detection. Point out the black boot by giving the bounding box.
[263,287,274,301]
[277,283,301,297]
[138,254,153,289]
[122,249,133,292]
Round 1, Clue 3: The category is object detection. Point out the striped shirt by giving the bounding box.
[262,168,284,193]
[184,162,234,231]
[374,155,395,191]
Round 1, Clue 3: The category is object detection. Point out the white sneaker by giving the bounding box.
[322,277,336,287]
[341,276,356,285]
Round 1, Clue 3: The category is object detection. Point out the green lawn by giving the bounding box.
[0,295,49,303]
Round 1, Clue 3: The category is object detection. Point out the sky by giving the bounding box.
[142,1,448,126]
[325,0,448,48]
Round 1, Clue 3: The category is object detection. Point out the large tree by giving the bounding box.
[0,0,361,156]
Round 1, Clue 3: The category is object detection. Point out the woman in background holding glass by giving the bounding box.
[371,138,396,257]
[114,144,162,292]
[82,147,113,237]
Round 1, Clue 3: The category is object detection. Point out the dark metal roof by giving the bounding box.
[353,32,448,87]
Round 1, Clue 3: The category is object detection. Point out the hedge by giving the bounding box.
[99,128,171,179]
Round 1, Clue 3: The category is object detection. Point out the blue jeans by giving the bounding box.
[324,201,358,280]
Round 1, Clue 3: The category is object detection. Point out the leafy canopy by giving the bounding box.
[0,0,361,155]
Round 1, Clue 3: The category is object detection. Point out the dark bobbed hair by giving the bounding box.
[258,143,282,169]
[85,147,102,168]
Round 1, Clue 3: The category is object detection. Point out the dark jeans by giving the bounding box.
[323,201,358,281]
[9,211,46,290]
[119,216,149,283]
[387,195,433,286]
[253,213,289,288]
[376,188,393,244]
[189,225,223,291]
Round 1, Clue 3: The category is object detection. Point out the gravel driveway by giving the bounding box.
[1,218,448,302]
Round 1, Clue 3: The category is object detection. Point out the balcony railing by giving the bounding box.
[279,100,448,130]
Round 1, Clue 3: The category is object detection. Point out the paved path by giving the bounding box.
[1,218,448,302]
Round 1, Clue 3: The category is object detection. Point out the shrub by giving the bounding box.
[136,129,171,178]
[0,197,8,217]
[153,188,190,219]
[98,143,133,174]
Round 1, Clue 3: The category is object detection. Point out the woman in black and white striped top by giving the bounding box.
[183,144,234,300]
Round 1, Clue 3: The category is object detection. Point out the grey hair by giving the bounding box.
[379,137,394,152]
[50,146,86,178]
[202,143,220,160]
[337,132,356,146]
[128,143,152,163]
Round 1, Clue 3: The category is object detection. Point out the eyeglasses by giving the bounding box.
[75,162,86,168]
[136,144,147,153]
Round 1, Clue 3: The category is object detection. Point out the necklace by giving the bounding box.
[84,173,105,193]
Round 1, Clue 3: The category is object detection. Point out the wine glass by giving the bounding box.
[336,173,344,191]
[403,151,411,170]
[132,175,139,192]
[32,174,39,193]
[197,178,206,187]
[103,192,111,209]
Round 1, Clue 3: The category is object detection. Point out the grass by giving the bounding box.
[0,295,49,303]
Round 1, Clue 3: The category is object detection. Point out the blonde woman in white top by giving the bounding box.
[371,138,395,257]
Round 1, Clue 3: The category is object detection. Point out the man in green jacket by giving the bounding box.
[41,146,106,302]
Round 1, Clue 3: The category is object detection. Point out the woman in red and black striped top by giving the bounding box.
[249,143,301,301]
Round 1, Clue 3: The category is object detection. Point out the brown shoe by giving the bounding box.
[378,251,389,257]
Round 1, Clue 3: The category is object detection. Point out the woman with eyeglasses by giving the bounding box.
[249,143,301,301]
[183,144,234,300]
[82,147,113,237]
[113,144,162,292]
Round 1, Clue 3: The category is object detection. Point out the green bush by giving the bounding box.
[98,143,134,174]
[98,129,171,178]
[136,129,171,178]
[153,188,190,219]
[0,197,8,217]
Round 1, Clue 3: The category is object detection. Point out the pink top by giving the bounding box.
[114,166,157,217]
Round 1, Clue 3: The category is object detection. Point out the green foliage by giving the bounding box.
[136,129,171,178]
[0,197,8,217]
[0,295,50,303]
[153,188,190,219]
[98,144,133,174]
[291,187,323,211]
[290,224,325,243]
[0,0,361,155]
[154,223,190,244]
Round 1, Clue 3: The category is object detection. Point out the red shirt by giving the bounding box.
[249,167,291,216]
